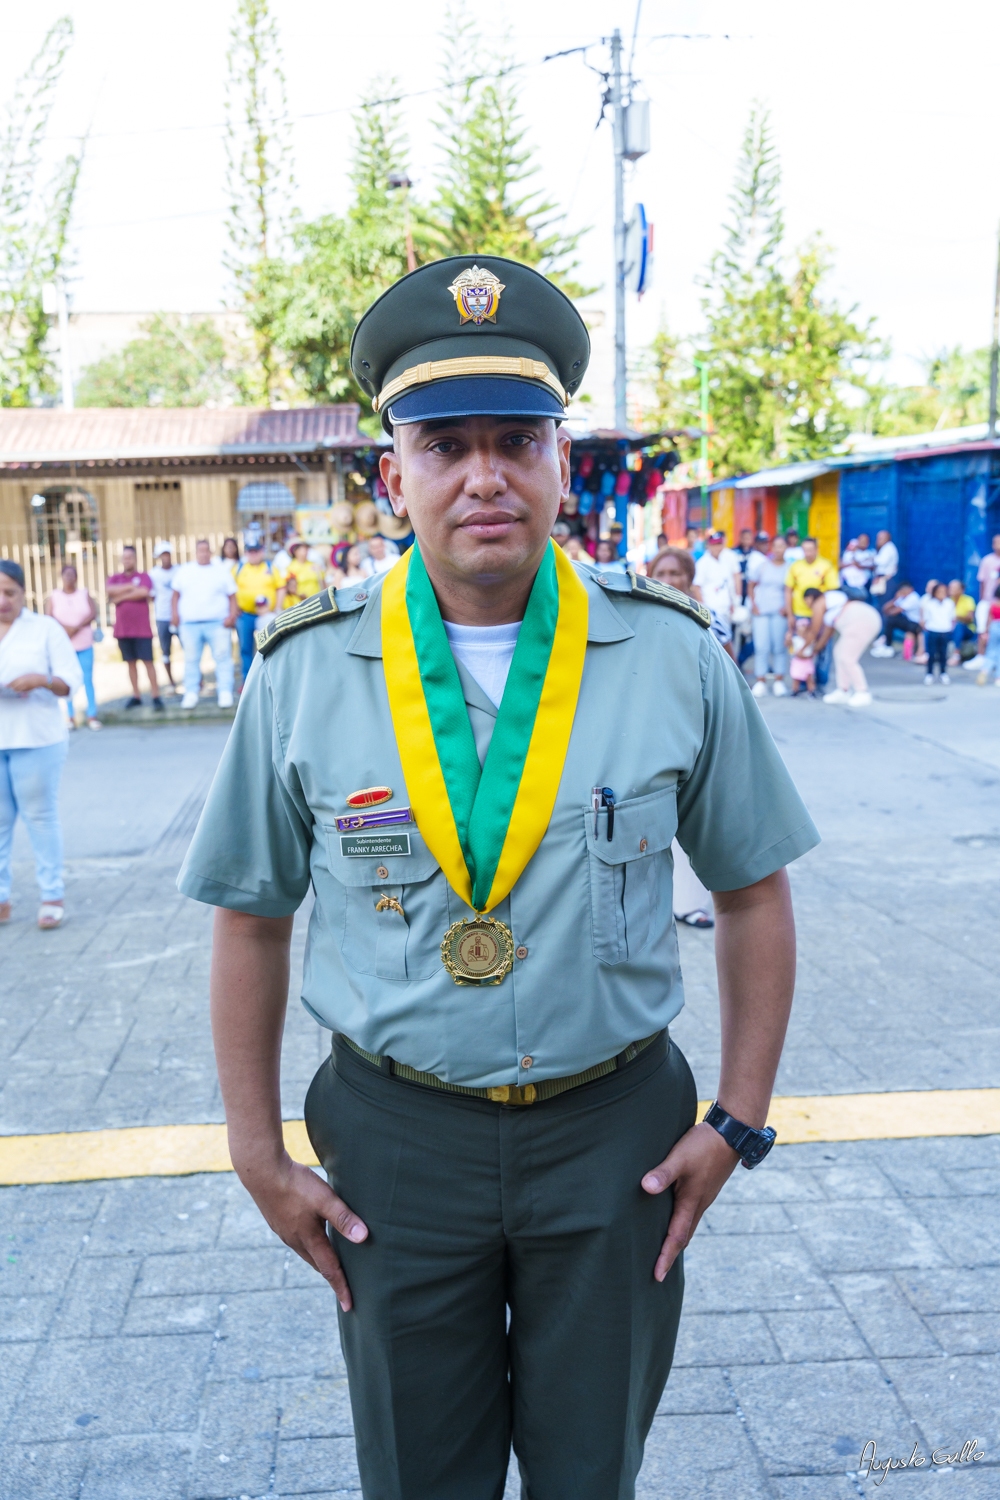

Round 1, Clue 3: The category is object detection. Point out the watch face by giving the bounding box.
[741,1127,777,1168]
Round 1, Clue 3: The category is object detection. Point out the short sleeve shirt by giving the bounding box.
[977,553,1000,596]
[179,566,819,1089]
[786,557,839,617]
[107,573,153,639]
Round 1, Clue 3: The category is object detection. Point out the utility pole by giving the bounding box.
[989,222,1000,441]
[610,28,627,432]
[42,278,74,409]
[694,359,710,520]
[387,174,417,273]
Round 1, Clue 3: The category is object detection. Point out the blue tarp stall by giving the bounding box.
[838,444,1000,596]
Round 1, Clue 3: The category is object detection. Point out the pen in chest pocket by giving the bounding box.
[590,786,616,841]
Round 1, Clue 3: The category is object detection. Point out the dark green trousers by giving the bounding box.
[305,1031,697,1500]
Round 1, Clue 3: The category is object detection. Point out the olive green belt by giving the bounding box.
[339,1030,664,1106]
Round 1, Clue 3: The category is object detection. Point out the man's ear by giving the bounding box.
[379,448,408,518]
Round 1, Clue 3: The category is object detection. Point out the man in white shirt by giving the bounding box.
[361,535,401,578]
[977,533,1000,600]
[840,533,875,593]
[783,529,805,562]
[693,532,739,630]
[871,530,899,597]
[150,544,178,693]
[170,539,238,709]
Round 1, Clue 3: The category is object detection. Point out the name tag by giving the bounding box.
[340,832,412,858]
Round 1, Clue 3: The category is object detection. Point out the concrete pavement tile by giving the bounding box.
[283,1250,332,1287]
[273,1435,361,1493]
[49,1254,138,1337]
[940,1169,1000,1196]
[728,1359,916,1476]
[833,1274,943,1357]
[210,1288,347,1381]
[877,1163,958,1199]
[882,1353,1000,1451]
[10,1332,214,1440]
[78,1434,195,1499]
[0,1343,37,1425]
[277,1375,354,1438]
[134,1247,287,1296]
[810,1164,900,1201]
[773,1479,865,1499]
[0,1182,104,1224]
[923,1314,1000,1355]
[655,1366,736,1415]
[897,1268,1000,1314]
[683,1234,839,1312]
[700,1202,794,1235]
[790,1201,951,1273]
[907,1197,1000,1266]
[0,1294,57,1341]
[83,1178,223,1256]
[0,1221,83,1295]
[765,1309,870,1361]
[0,1441,89,1500]
[122,1292,221,1334]
[673,1312,782,1367]
[216,1184,284,1250]
[635,1413,771,1499]
[0,1075,109,1133]
[710,1168,826,1204]
[867,1138,1000,1171]
[188,1379,279,1499]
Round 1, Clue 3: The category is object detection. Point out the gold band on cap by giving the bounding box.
[374,355,567,414]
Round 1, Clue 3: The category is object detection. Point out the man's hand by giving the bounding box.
[642,1122,739,1280]
[234,1148,367,1312]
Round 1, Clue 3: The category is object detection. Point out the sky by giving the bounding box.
[4,0,1000,410]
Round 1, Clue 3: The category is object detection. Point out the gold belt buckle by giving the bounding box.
[487,1083,537,1106]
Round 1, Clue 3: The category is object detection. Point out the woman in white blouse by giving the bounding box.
[0,560,82,929]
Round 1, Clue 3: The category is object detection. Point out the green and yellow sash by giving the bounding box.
[381,539,588,913]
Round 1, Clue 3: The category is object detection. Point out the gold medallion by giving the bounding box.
[446,265,505,325]
[440,916,514,986]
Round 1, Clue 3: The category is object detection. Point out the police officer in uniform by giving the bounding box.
[179,256,819,1499]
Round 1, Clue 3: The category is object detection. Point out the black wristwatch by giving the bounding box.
[703,1101,776,1169]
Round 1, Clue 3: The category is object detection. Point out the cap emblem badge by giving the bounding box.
[447,265,505,325]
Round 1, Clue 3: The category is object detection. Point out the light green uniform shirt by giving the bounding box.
[178,565,819,1088]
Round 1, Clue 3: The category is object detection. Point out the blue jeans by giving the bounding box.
[180,621,234,699]
[751,613,787,678]
[236,612,259,684]
[985,620,1000,679]
[0,740,69,902]
[75,646,97,720]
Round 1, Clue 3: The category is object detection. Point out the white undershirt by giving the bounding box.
[443,620,521,708]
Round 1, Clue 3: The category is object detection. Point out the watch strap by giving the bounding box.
[704,1101,776,1169]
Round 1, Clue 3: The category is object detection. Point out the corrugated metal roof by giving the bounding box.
[0,406,366,464]
[731,460,830,490]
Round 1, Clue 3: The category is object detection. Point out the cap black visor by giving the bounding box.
[386,376,565,427]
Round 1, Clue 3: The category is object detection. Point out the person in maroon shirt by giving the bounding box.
[106,545,163,710]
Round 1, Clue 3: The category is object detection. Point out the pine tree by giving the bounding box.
[0,18,82,407]
[224,0,294,405]
[644,107,883,477]
[430,7,589,293]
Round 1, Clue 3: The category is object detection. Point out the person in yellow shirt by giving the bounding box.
[784,538,839,623]
[276,540,323,612]
[234,539,277,686]
[948,578,977,665]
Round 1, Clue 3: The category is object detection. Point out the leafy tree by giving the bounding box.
[645,108,884,477]
[865,346,991,436]
[224,0,294,404]
[430,8,589,293]
[76,315,242,408]
[0,17,81,407]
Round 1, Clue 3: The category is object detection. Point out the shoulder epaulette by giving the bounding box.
[255,585,357,656]
[591,566,711,628]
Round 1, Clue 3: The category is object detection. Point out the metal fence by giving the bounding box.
[0,535,228,625]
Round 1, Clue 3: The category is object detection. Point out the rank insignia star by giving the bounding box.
[446,265,505,325]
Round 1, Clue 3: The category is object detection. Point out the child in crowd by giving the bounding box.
[789,627,816,697]
[920,581,955,684]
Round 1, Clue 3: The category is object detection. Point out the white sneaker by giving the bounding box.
[940,673,950,686]
[217,692,234,709]
[772,679,788,697]
[963,655,985,671]
[924,673,934,685]
[848,690,873,707]
[181,692,199,709]
[822,689,850,704]
[751,680,768,698]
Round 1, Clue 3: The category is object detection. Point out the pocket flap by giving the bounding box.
[582,785,677,865]
[322,822,442,887]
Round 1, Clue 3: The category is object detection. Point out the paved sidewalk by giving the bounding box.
[1,660,998,1497]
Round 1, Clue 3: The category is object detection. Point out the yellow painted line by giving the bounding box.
[0,1092,998,1187]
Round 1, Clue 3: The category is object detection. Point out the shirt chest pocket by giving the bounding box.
[322,826,450,981]
[583,786,678,966]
